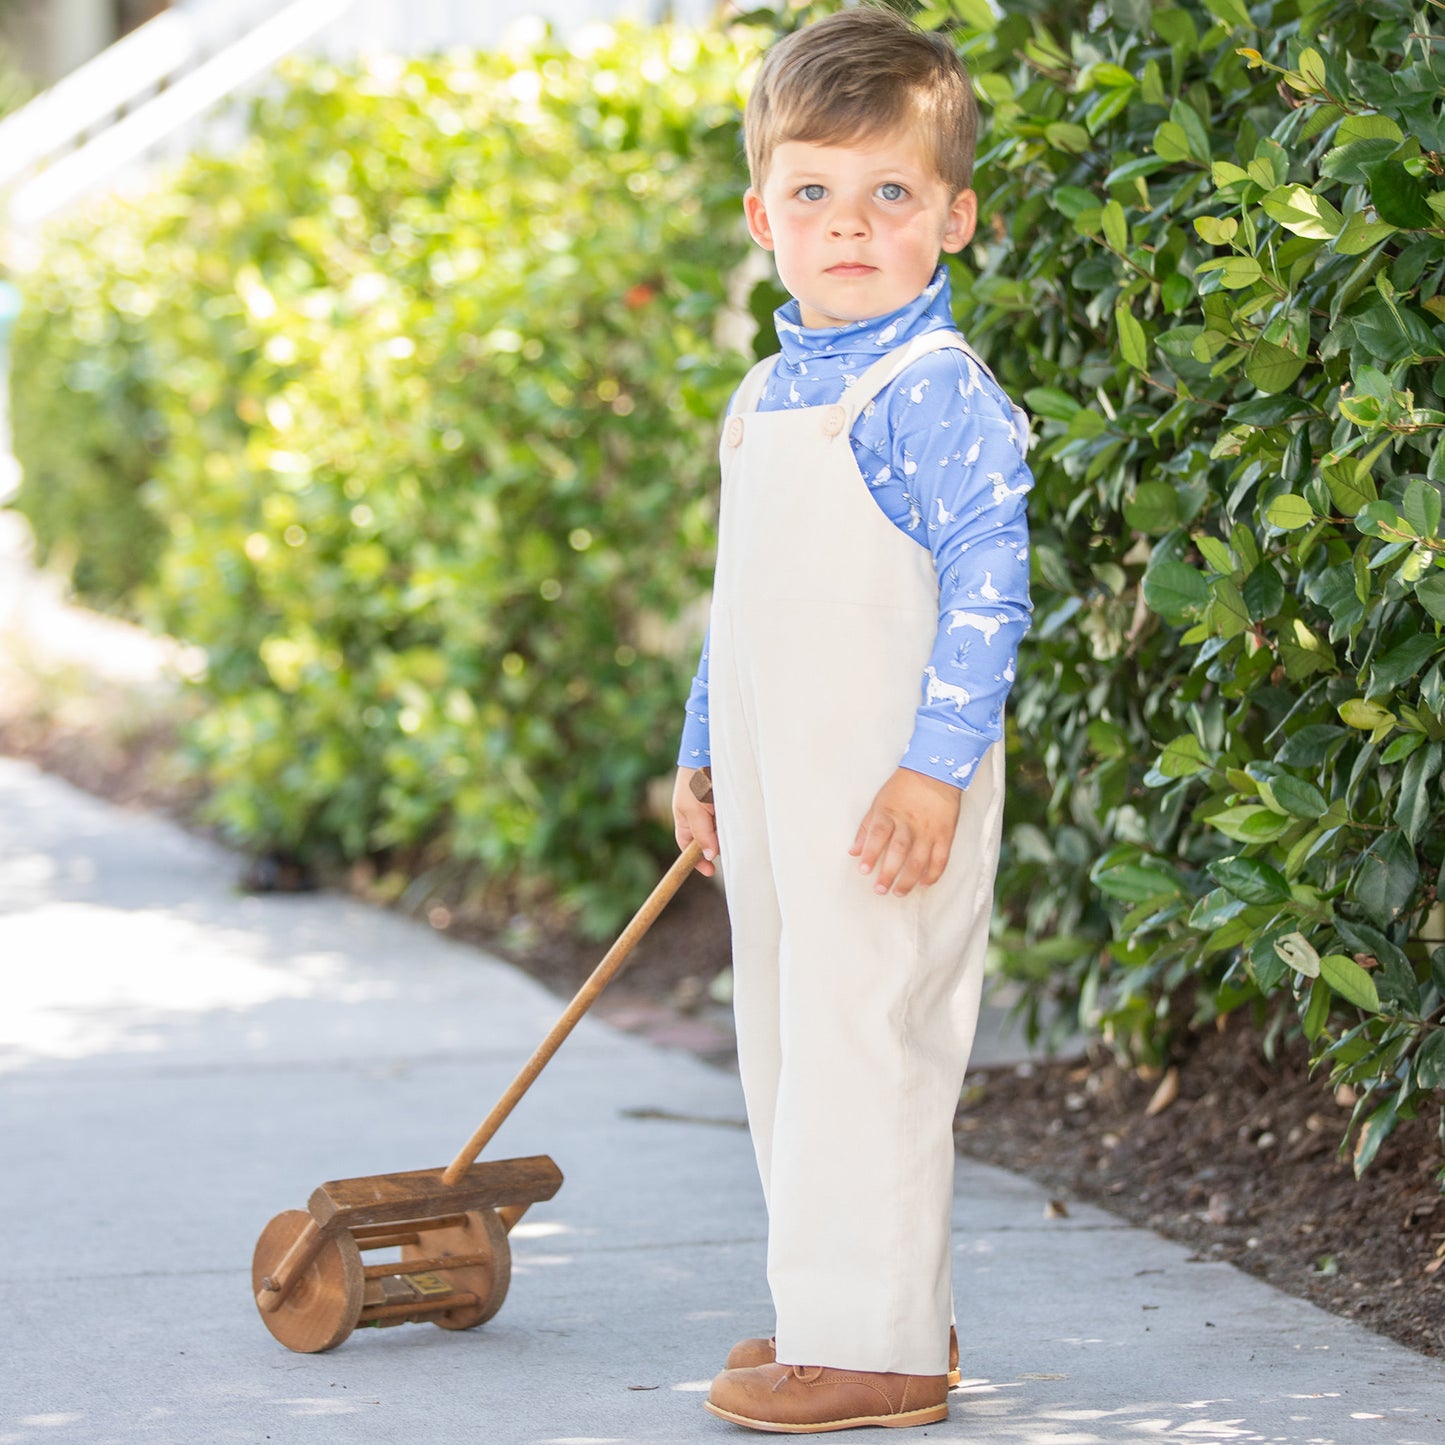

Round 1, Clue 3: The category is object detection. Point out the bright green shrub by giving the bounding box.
[8,217,169,607]
[9,26,753,930]
[908,0,1445,1169]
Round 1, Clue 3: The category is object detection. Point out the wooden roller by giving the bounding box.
[252,772,714,1353]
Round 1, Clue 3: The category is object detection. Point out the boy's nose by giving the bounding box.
[828,209,869,238]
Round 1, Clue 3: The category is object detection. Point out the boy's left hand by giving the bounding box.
[850,768,962,896]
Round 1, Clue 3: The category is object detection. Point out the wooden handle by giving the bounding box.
[443,833,708,1186]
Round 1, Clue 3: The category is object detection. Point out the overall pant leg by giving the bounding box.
[707,337,1007,1377]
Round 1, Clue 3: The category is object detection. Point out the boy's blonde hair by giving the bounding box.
[744,7,979,193]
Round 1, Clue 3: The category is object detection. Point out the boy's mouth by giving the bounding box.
[826,263,877,277]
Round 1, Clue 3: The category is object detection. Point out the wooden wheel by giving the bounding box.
[252,1209,364,1353]
[400,1208,511,1330]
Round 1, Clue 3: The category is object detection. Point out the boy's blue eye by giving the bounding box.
[799,184,826,201]
[878,182,907,201]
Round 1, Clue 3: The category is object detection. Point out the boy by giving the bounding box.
[672,7,1032,1434]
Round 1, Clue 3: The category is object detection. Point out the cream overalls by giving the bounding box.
[709,331,1006,1377]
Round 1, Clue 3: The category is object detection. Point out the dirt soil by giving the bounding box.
[956,1017,1445,1359]
[3,710,1442,1360]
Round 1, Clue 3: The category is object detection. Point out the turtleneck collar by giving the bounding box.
[773,265,955,367]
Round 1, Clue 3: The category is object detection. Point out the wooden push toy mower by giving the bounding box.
[252,780,711,1353]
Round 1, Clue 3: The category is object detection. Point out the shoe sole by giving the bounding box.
[703,1401,948,1433]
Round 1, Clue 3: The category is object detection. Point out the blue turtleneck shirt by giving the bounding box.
[679,266,1033,790]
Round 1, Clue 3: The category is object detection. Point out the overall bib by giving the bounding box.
[709,330,1005,1377]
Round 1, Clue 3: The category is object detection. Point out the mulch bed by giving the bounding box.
[954,1016,1445,1358]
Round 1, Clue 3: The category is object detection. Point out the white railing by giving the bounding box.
[0,0,358,229]
[0,0,295,187]
[0,0,714,237]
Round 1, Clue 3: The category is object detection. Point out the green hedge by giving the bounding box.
[10,25,752,931]
[914,0,1445,1171]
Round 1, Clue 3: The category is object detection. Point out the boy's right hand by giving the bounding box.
[672,767,719,877]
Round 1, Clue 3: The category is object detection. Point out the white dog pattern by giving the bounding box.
[990,471,1031,505]
[945,610,1008,644]
[680,265,1032,789]
[923,666,971,711]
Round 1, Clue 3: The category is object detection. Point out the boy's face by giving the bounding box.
[744,128,977,331]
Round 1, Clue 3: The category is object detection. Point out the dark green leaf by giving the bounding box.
[1302,977,1331,1039]
[1024,386,1082,422]
[1332,917,1414,1005]
[1369,634,1441,696]
[1251,930,1293,991]
[1355,499,1404,539]
[1207,855,1293,905]
[1072,256,1117,291]
[1051,186,1100,219]
[1211,576,1250,638]
[1203,0,1252,34]
[1324,461,1378,515]
[1092,860,1184,903]
[1415,574,1445,623]
[1143,561,1209,623]
[1277,725,1347,767]
[1304,562,1367,633]
[1264,772,1329,819]
[1350,829,1421,929]
[1242,564,1285,621]
[1157,733,1210,777]
[1188,886,1246,929]
[1414,1031,1445,1090]
[1395,742,1443,845]
[1403,480,1443,541]
[1153,7,1197,49]
[1365,159,1438,230]
[1105,156,1170,187]
[1246,337,1307,394]
[1170,99,1210,164]
[1227,395,1316,427]
[1320,137,1402,185]
[1125,481,1183,533]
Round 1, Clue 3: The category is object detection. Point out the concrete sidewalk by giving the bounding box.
[3,755,1444,1445]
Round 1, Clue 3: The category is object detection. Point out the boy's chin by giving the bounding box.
[793,278,937,331]
[797,302,895,330]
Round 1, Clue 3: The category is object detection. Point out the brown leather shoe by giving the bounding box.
[705,1363,948,1433]
[725,1328,962,1388]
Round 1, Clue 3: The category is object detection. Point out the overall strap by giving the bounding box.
[841,330,998,424]
[731,354,782,417]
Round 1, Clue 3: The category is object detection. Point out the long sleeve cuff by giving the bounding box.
[900,715,998,791]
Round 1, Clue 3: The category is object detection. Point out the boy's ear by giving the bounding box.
[941,189,978,253]
[744,187,776,252]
